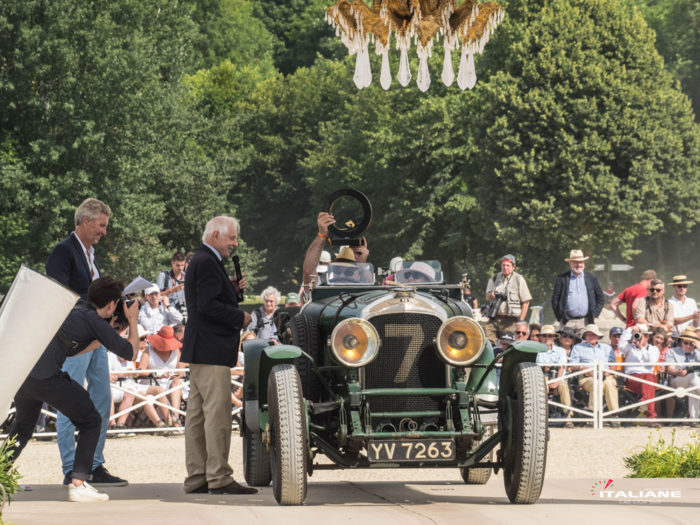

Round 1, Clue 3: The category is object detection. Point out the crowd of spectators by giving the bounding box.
[31,241,700,436]
[485,255,700,427]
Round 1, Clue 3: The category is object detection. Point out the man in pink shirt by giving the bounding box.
[610,269,657,327]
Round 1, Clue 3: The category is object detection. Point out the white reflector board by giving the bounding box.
[0,266,79,424]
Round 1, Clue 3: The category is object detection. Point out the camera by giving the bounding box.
[485,291,507,320]
[111,296,135,327]
[546,366,561,380]
[631,332,642,342]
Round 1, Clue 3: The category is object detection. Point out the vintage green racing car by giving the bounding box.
[241,260,548,505]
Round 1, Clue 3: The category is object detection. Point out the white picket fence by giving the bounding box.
[3,362,699,437]
[542,362,700,429]
[1,366,243,438]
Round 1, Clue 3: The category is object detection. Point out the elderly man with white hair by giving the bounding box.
[180,215,255,495]
[250,286,281,343]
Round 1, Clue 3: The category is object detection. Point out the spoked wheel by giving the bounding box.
[268,363,308,505]
[242,416,271,487]
[503,362,548,504]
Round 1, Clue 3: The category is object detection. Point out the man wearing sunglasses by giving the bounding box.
[668,275,699,337]
[634,279,674,332]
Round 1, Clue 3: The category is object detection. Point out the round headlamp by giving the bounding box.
[330,318,380,367]
[435,316,485,366]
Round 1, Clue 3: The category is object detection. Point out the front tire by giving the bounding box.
[503,362,548,504]
[268,363,308,505]
[242,420,271,487]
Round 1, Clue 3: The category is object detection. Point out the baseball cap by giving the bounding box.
[609,326,623,336]
[502,254,516,265]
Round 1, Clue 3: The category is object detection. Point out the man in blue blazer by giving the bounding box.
[551,249,605,331]
[46,198,127,487]
[181,216,255,495]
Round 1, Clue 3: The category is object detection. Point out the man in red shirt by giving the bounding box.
[610,269,657,327]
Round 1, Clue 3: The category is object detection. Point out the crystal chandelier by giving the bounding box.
[325,0,505,91]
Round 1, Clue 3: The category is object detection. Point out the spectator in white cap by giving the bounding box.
[483,254,532,346]
[668,275,699,337]
[569,324,620,423]
[396,261,437,284]
[551,249,604,331]
[382,256,403,285]
[138,284,183,333]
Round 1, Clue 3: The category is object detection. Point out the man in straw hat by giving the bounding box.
[610,269,657,327]
[551,249,604,331]
[302,211,369,294]
[535,325,573,427]
[664,327,700,420]
[668,275,699,337]
[569,324,620,421]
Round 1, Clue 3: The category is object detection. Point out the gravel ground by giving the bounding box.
[12,426,699,485]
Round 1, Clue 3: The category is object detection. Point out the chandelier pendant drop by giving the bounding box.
[325,0,505,91]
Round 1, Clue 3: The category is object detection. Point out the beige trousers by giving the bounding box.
[184,364,234,491]
[579,375,619,411]
[549,379,572,417]
[484,316,519,346]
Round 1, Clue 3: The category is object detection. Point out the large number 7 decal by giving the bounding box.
[385,324,424,383]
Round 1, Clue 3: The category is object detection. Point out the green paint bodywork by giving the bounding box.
[242,282,549,470]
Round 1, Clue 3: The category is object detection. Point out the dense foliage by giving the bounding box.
[625,431,700,478]
[1,0,698,304]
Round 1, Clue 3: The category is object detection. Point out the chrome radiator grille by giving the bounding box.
[365,313,446,412]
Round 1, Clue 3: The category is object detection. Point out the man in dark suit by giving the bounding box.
[181,216,256,495]
[46,198,127,487]
[551,249,605,331]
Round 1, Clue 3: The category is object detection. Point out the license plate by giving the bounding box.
[368,439,456,462]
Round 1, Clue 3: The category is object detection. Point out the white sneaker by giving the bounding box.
[68,481,109,502]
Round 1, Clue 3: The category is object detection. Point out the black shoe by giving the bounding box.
[185,483,209,494]
[208,480,258,495]
[91,465,128,487]
[63,471,73,486]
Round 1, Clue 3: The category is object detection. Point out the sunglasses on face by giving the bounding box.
[541,334,556,339]
[650,288,663,292]
[675,285,688,289]
[514,331,528,335]
[403,270,429,280]
[335,268,358,277]
[681,341,696,346]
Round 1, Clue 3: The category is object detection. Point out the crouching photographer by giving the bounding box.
[3,276,139,503]
[483,254,532,346]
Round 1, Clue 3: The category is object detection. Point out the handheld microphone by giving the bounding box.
[232,255,245,302]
